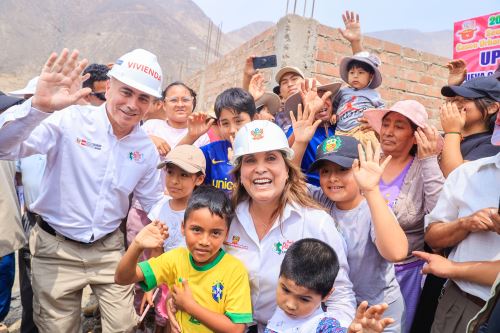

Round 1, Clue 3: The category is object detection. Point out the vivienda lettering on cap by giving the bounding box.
[127,61,162,81]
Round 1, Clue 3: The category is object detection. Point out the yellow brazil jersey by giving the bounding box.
[138,247,252,333]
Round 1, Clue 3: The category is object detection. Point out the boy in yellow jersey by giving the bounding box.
[115,186,252,333]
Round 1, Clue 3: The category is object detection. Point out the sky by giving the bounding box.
[192,0,498,33]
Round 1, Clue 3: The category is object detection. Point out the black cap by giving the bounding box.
[308,135,360,172]
[0,91,23,113]
[441,76,500,102]
[273,85,280,96]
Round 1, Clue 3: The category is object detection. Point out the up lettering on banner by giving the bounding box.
[127,62,162,81]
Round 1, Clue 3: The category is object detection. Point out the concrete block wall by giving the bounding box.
[187,15,451,126]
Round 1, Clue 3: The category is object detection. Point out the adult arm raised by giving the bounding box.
[0,49,91,160]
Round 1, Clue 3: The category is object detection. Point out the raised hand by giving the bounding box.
[243,55,257,78]
[440,102,465,133]
[133,220,169,250]
[446,59,467,86]
[149,135,171,157]
[32,49,92,113]
[348,301,394,333]
[300,79,332,115]
[339,11,361,43]
[248,73,266,101]
[187,112,215,141]
[290,103,321,144]
[353,142,392,193]
[415,125,440,159]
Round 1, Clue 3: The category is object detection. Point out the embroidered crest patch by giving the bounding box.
[321,136,342,153]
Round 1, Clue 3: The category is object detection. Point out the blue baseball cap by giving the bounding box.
[308,135,360,172]
[441,76,500,102]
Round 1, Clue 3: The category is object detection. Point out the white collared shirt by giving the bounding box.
[224,200,356,330]
[0,100,163,242]
[425,153,500,300]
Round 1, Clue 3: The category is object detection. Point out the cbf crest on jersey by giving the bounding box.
[212,281,224,303]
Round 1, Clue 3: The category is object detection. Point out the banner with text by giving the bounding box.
[454,12,500,81]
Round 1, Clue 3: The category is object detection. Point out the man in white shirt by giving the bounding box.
[0,48,165,332]
[422,151,500,333]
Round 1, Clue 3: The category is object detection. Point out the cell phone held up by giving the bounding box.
[253,55,277,69]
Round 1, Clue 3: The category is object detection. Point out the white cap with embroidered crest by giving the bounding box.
[108,49,163,98]
[231,120,294,163]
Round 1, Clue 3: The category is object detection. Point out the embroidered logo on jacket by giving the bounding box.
[129,151,144,162]
[223,234,248,249]
[273,240,294,255]
[76,137,102,150]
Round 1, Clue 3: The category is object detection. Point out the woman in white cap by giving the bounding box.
[363,100,445,333]
[225,120,356,332]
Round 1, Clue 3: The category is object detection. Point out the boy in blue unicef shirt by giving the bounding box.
[201,88,257,195]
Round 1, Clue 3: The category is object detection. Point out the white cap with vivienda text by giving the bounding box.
[108,49,163,98]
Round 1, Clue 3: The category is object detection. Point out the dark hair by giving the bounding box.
[347,60,375,75]
[184,185,233,228]
[82,64,109,90]
[162,81,197,111]
[382,111,419,156]
[473,97,498,133]
[214,88,256,119]
[280,238,339,298]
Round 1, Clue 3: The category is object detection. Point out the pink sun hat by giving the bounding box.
[364,100,444,151]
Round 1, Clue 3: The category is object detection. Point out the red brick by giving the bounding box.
[427,85,444,98]
[316,49,333,63]
[402,47,421,60]
[404,70,420,82]
[392,79,407,91]
[382,64,398,77]
[419,75,435,85]
[384,41,402,55]
[385,53,403,67]
[320,62,339,77]
[317,25,337,38]
[363,36,383,51]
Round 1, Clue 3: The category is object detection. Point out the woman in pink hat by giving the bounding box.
[364,100,445,333]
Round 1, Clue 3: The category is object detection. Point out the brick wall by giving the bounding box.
[187,15,451,126]
[186,26,277,112]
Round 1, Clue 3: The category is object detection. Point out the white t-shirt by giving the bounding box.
[147,195,185,252]
[265,307,346,333]
[142,119,210,148]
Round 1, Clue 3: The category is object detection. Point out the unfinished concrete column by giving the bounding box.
[272,15,319,81]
